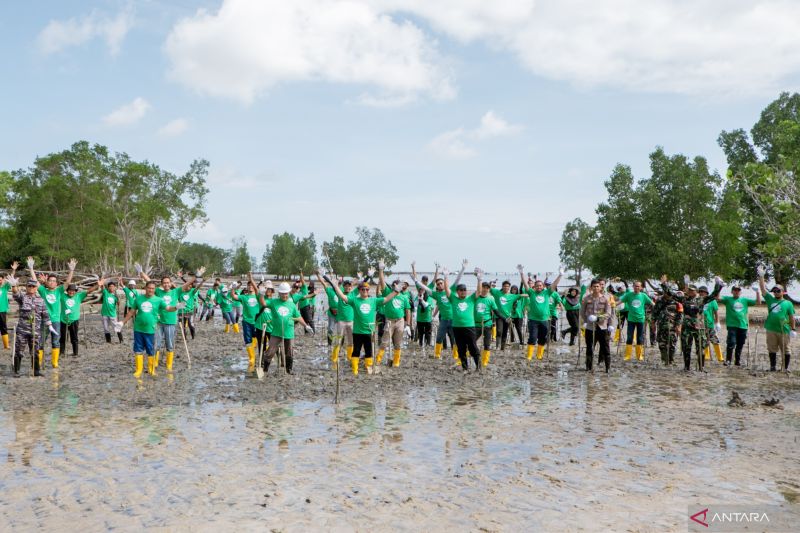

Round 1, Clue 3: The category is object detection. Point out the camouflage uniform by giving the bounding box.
[645,298,656,346]
[666,282,721,371]
[12,290,50,375]
[653,296,682,365]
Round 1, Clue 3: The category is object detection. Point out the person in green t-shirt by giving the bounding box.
[121,280,178,378]
[0,261,19,350]
[618,281,654,361]
[232,273,264,369]
[475,281,499,367]
[178,280,200,340]
[415,291,435,348]
[199,280,220,322]
[490,279,528,351]
[60,279,102,357]
[28,256,77,369]
[100,280,124,344]
[698,287,722,363]
[412,260,465,361]
[317,271,362,368]
[259,282,314,375]
[758,266,796,371]
[139,264,203,372]
[718,284,761,366]
[253,282,275,365]
[442,266,484,371]
[329,277,400,375]
[230,281,244,328]
[520,264,564,361]
[510,285,526,345]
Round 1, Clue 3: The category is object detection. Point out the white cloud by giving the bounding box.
[381,0,800,96]
[207,166,278,189]
[102,97,151,126]
[157,118,189,137]
[38,8,133,56]
[163,0,454,105]
[428,111,522,159]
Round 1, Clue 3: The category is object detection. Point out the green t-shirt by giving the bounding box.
[132,294,166,335]
[204,288,217,308]
[255,305,273,334]
[155,287,182,325]
[238,292,260,325]
[549,292,562,318]
[416,296,434,323]
[267,298,300,339]
[38,285,65,322]
[382,286,410,320]
[475,295,498,327]
[430,290,453,320]
[325,287,338,319]
[490,288,522,318]
[217,290,233,312]
[525,288,553,321]
[100,288,119,318]
[231,289,243,308]
[336,288,357,322]
[61,291,88,324]
[179,287,199,313]
[619,291,654,323]
[703,299,718,329]
[763,293,795,334]
[720,296,756,330]
[123,286,138,307]
[347,295,379,335]
[451,292,477,328]
[0,281,10,313]
[512,297,526,319]
[293,285,309,306]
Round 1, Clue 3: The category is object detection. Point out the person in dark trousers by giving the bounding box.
[580,278,616,373]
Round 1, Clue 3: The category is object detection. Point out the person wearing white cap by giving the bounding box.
[123,279,139,318]
[259,281,313,374]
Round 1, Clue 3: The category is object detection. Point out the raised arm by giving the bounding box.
[328,276,350,304]
[135,262,150,282]
[26,256,37,285]
[550,266,564,291]
[87,276,104,294]
[454,259,468,286]
[377,259,386,293]
[182,266,205,292]
[473,268,483,297]
[443,268,451,298]
[517,264,529,291]
[65,258,77,286]
[757,265,767,295]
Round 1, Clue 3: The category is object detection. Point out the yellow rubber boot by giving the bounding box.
[704,346,710,361]
[147,355,157,376]
[166,351,174,371]
[350,356,359,375]
[635,345,644,361]
[434,343,443,358]
[224,324,230,333]
[624,345,633,361]
[252,338,258,349]
[453,347,459,361]
[2,333,8,349]
[536,345,545,360]
[376,348,385,365]
[51,347,60,368]
[346,346,354,360]
[481,350,491,367]
[133,354,144,378]
[331,345,340,363]
[155,351,160,369]
[526,345,534,360]
[233,323,240,333]
[38,349,44,368]
[491,325,497,341]
[365,357,374,374]
[392,349,401,367]
[714,344,723,362]
[613,329,620,342]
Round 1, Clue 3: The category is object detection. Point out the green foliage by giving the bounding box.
[718,91,800,285]
[558,218,595,285]
[262,232,317,277]
[350,226,398,273]
[229,236,252,275]
[176,242,228,274]
[320,235,351,274]
[586,149,743,281]
[3,141,208,274]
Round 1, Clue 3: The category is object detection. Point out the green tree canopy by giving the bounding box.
[558,218,595,285]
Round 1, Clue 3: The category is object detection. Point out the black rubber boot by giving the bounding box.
[586,351,592,371]
[285,356,293,374]
[769,353,777,371]
[784,354,791,371]
[13,354,21,375]
[105,333,112,343]
[117,332,124,343]
[684,353,691,371]
[33,353,43,376]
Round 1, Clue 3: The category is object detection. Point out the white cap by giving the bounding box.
[231,281,240,288]
[265,280,274,289]
[128,280,136,286]
[277,282,291,294]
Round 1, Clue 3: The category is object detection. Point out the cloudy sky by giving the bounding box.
[2,0,798,273]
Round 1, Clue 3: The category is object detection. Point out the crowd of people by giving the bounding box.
[1,257,796,379]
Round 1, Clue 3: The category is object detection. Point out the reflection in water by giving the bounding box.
[0,370,798,530]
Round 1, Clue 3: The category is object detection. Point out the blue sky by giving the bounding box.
[2,0,798,274]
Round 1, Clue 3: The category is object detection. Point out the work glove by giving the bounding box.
[715,323,722,331]
[176,302,186,310]
[304,325,314,333]
[588,314,597,323]
[608,326,615,334]
[756,265,766,277]
[404,325,412,337]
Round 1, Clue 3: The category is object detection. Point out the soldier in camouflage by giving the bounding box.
[653,290,682,365]
[663,275,722,372]
[12,279,51,376]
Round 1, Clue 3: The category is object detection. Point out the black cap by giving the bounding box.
[26,279,37,287]
[67,284,78,292]
[456,284,467,291]
[697,285,709,293]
